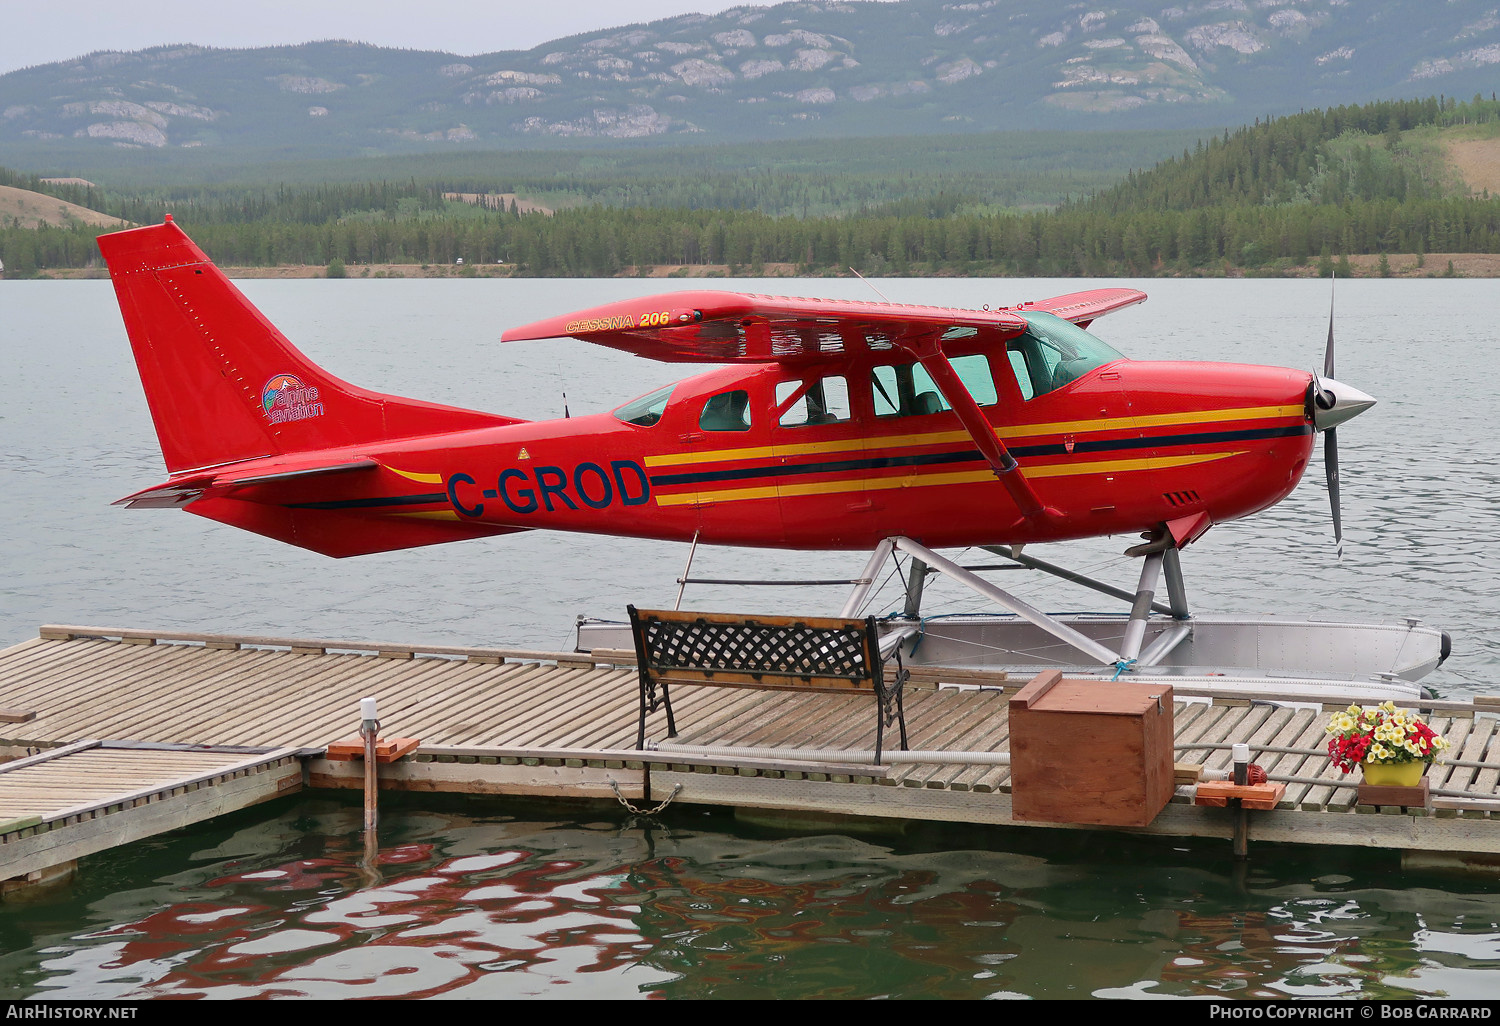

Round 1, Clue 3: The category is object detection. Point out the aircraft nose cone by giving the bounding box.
[1311,376,1376,431]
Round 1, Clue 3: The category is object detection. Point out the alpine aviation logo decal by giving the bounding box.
[262,373,326,424]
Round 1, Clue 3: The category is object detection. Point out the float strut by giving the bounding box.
[1119,552,1165,663]
[674,530,700,611]
[982,544,1175,616]
[1163,547,1191,620]
[903,557,929,619]
[891,537,1120,665]
[841,538,895,618]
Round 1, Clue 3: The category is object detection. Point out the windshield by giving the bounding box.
[1008,311,1126,399]
[613,384,674,426]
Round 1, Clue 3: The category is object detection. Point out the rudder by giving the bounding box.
[99,218,518,474]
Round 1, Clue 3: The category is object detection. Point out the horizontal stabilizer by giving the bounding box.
[113,476,216,509]
[215,458,378,490]
[115,458,381,509]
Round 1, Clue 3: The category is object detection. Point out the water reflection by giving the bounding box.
[2,799,1498,1000]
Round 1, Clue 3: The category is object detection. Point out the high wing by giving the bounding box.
[501,290,1029,364]
[500,288,1145,364]
[1018,287,1147,329]
[503,287,1146,524]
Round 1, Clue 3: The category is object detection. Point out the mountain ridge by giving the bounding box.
[4,0,1500,163]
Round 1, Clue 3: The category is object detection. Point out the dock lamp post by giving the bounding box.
[360,697,380,849]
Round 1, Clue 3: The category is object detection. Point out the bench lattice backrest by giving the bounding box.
[634,609,876,690]
[627,606,908,760]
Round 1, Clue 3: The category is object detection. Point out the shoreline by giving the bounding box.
[17,252,1500,280]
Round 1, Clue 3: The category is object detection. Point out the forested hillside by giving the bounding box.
[4,96,1498,278]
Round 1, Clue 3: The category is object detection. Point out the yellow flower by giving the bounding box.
[1325,713,1354,734]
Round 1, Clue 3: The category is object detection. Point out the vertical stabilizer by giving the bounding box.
[98,218,518,473]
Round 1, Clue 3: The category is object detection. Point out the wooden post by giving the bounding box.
[360,697,379,865]
[1232,743,1250,859]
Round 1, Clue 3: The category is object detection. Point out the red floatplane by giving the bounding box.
[97,218,1445,698]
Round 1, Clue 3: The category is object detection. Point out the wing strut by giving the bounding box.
[907,337,1056,521]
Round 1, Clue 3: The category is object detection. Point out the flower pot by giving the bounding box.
[1362,761,1425,786]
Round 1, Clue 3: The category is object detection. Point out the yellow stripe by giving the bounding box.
[646,443,781,467]
[642,405,1301,468]
[652,451,1245,507]
[655,484,782,506]
[1004,405,1304,438]
[394,510,462,521]
[385,464,444,484]
[1024,451,1243,478]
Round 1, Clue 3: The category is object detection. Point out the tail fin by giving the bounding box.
[98,217,519,473]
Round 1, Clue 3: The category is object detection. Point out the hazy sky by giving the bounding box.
[0,1,777,76]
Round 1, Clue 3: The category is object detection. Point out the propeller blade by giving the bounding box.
[1324,273,1336,379]
[1322,272,1344,560]
[1325,427,1343,561]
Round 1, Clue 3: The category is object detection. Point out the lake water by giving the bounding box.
[2,276,1499,998]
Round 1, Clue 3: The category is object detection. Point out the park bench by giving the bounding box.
[626,606,909,762]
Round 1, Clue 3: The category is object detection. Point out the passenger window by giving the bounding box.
[870,356,996,418]
[951,354,998,406]
[699,389,751,432]
[776,376,850,427]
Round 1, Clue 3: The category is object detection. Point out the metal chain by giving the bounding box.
[608,777,682,815]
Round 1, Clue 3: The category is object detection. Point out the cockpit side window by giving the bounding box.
[700,389,752,432]
[776,376,850,427]
[613,384,674,426]
[870,355,996,418]
[1008,311,1125,400]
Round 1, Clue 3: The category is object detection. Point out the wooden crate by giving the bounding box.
[1008,670,1175,827]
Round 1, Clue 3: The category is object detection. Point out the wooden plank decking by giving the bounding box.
[3,625,1500,878]
[0,740,305,887]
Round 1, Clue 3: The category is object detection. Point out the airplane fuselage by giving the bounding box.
[232,355,1316,551]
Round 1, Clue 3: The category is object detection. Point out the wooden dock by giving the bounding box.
[4,624,1500,887]
[0,740,304,891]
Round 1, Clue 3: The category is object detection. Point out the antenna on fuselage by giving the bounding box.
[849,267,891,304]
[563,392,570,419]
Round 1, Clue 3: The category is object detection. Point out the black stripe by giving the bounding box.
[1019,424,1309,458]
[651,449,977,487]
[287,492,448,511]
[650,424,1310,488]
[280,423,1313,507]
